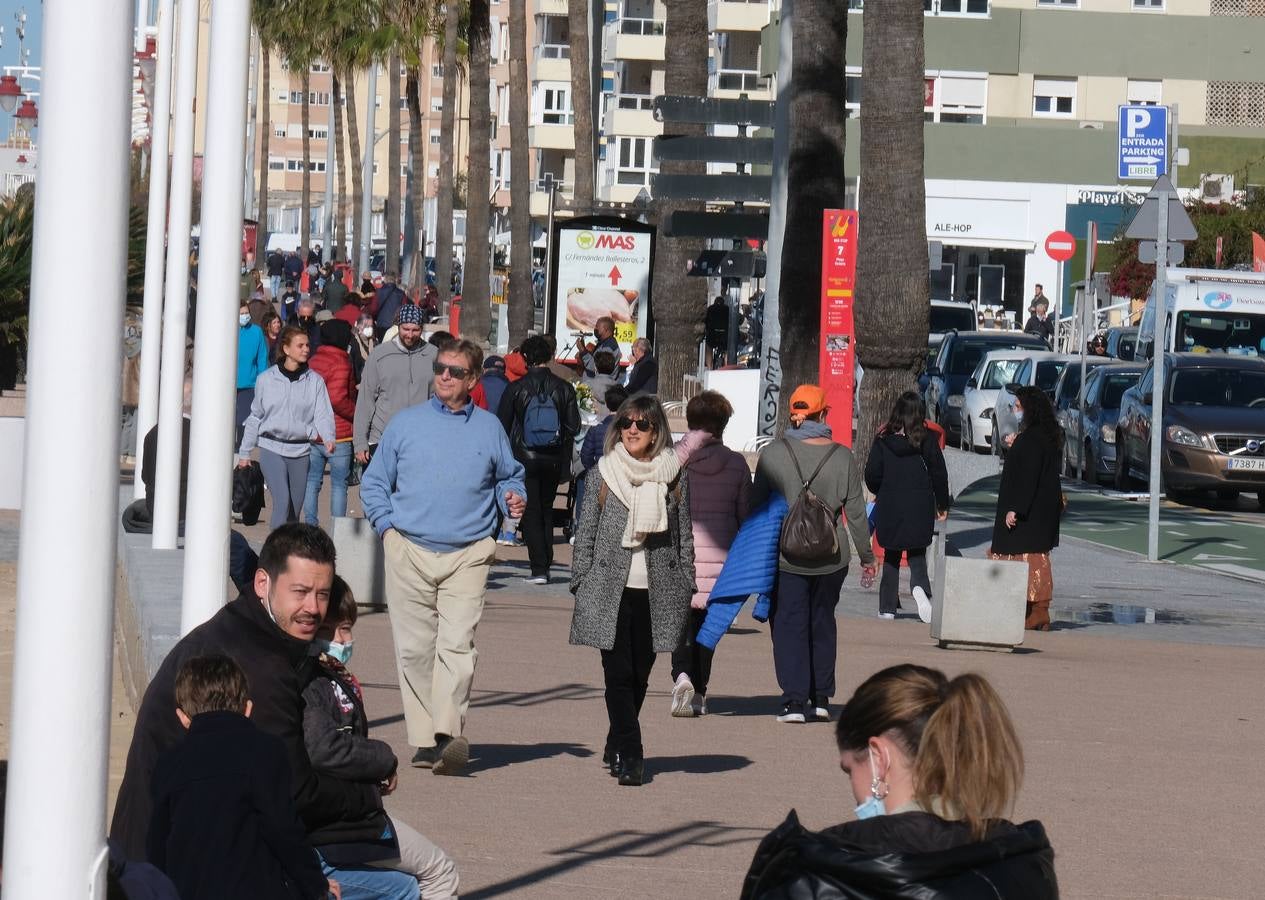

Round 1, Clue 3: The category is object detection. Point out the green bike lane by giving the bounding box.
[953,474,1265,584]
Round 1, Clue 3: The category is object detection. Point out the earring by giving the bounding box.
[870,774,890,800]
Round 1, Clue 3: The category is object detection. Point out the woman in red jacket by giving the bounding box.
[304,319,358,523]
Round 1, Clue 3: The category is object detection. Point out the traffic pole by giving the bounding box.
[181,0,252,633]
[359,61,379,275]
[152,0,200,549]
[1146,194,1168,562]
[1077,220,1096,481]
[2,0,132,895]
[133,0,176,501]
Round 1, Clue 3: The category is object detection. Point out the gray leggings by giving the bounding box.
[258,448,310,528]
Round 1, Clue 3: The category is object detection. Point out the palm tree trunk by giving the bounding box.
[567,0,593,209]
[386,50,402,276]
[347,75,363,273]
[256,51,272,264]
[777,0,849,422]
[406,68,425,292]
[300,71,312,269]
[333,72,348,262]
[854,0,926,468]
[462,0,493,344]
[508,0,533,343]
[436,2,459,309]
[652,0,708,399]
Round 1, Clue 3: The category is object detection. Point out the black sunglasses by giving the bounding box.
[616,417,652,433]
[433,362,473,380]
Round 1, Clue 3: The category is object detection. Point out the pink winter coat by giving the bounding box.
[676,430,752,606]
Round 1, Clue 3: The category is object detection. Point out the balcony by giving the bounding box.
[531,43,572,83]
[529,122,576,151]
[707,0,771,32]
[709,68,771,99]
[603,93,661,137]
[535,0,567,13]
[603,17,666,62]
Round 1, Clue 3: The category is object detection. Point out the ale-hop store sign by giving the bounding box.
[550,216,655,360]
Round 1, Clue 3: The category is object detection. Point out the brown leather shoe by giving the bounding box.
[1025,601,1051,631]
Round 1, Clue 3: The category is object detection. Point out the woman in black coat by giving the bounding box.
[990,385,1064,630]
[864,391,951,623]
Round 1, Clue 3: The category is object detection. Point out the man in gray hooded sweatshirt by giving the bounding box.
[353,304,437,464]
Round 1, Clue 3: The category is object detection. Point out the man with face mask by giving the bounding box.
[109,525,387,868]
[294,297,322,351]
[236,302,270,445]
[353,303,437,465]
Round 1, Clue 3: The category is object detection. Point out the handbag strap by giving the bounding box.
[782,439,839,491]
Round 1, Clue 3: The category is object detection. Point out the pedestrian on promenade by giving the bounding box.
[989,385,1064,631]
[497,334,582,585]
[359,339,527,775]
[352,304,436,465]
[146,654,338,900]
[474,355,510,414]
[579,316,622,378]
[543,334,579,384]
[303,584,461,898]
[266,247,285,301]
[668,391,750,718]
[236,302,270,446]
[305,320,358,524]
[296,298,322,350]
[625,338,659,397]
[741,664,1058,898]
[575,385,629,535]
[260,310,282,361]
[863,391,951,623]
[569,395,694,786]
[751,385,875,725]
[237,325,336,529]
[581,350,621,416]
[373,272,409,338]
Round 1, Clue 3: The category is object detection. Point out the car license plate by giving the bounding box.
[1227,457,1265,471]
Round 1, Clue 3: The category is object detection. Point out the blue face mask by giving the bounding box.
[854,749,889,820]
[313,639,354,665]
[1014,410,1024,424]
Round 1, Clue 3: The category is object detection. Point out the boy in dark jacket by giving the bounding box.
[303,585,461,899]
[146,654,337,900]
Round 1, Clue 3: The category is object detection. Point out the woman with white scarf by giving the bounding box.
[569,395,695,787]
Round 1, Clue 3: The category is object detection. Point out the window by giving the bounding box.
[1037,0,1077,5]
[430,128,441,144]
[310,61,330,73]
[432,64,444,78]
[399,96,409,109]
[933,74,987,124]
[289,90,305,104]
[926,0,989,13]
[373,162,379,175]
[286,159,303,172]
[1033,77,1076,117]
[539,84,573,125]
[1132,0,1163,8]
[308,160,327,173]
[375,95,382,109]
[427,163,439,178]
[1127,79,1162,106]
[307,91,331,106]
[274,126,286,138]
[431,98,443,112]
[309,127,328,140]
[267,157,285,171]
[401,163,409,177]
[617,137,653,186]
[845,68,861,118]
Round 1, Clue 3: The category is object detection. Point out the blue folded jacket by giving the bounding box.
[696,493,788,650]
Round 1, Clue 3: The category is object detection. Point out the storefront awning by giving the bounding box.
[935,236,1035,252]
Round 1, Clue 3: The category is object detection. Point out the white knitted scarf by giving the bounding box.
[598,444,681,548]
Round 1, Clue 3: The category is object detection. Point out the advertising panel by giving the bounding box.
[820,209,858,446]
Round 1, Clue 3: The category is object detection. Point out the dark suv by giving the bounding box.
[925,330,1050,442]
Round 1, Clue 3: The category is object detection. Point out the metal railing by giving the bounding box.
[615,93,655,110]
[533,43,571,61]
[617,16,666,35]
[714,69,766,92]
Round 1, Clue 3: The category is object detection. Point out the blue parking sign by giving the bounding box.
[1118,105,1168,180]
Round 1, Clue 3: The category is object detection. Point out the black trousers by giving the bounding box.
[879,548,931,615]
[770,567,848,706]
[601,589,656,760]
[670,607,714,696]
[522,466,562,576]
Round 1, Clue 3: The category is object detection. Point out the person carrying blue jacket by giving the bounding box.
[236,301,270,445]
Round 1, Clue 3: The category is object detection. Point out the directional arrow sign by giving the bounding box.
[1124,175,1198,242]
[1193,552,1253,562]
[608,265,621,286]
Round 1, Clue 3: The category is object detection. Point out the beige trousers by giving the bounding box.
[384,531,496,747]
[393,817,461,899]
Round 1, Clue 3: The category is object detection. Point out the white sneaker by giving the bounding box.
[671,673,696,717]
[878,612,896,620]
[524,574,548,585]
[913,586,933,624]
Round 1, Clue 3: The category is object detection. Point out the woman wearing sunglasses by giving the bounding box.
[569,395,695,787]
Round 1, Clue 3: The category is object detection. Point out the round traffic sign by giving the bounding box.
[1044,230,1077,262]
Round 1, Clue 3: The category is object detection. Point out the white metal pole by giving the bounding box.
[325,80,336,252]
[182,0,252,633]
[133,0,176,501]
[2,0,132,895]
[1146,196,1168,563]
[152,0,200,549]
[135,0,149,50]
[242,29,258,222]
[359,62,379,275]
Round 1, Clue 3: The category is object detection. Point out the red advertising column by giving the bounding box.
[820,209,858,446]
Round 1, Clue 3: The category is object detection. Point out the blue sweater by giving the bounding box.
[360,395,527,552]
[236,324,270,389]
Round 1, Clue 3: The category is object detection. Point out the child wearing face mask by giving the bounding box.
[302,580,461,899]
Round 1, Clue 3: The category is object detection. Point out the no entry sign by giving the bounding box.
[1045,230,1077,262]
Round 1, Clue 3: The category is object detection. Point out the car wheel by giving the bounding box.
[1216,488,1241,503]
[961,418,972,452]
[1082,442,1095,485]
[1113,436,1132,490]
[1257,491,1265,511]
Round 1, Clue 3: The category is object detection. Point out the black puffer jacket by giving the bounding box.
[864,431,951,552]
[991,427,1062,556]
[741,810,1059,900]
[496,366,581,470]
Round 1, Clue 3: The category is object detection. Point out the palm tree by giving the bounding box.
[300,68,313,264]
[333,71,349,258]
[567,0,593,209]
[252,1,282,265]
[435,0,461,308]
[853,0,927,467]
[346,77,364,269]
[651,0,708,397]
[461,0,493,343]
[404,68,425,288]
[507,0,532,343]
[385,48,403,274]
[776,0,848,420]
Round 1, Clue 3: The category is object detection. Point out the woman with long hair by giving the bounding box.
[237,325,336,528]
[741,664,1057,898]
[864,391,951,623]
[991,385,1064,631]
[569,395,695,786]
[260,310,282,361]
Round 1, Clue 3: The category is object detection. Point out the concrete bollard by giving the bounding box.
[930,527,1028,651]
[331,516,388,610]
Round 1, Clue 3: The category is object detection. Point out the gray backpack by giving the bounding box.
[779,440,840,561]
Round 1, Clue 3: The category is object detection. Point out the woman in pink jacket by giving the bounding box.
[669,391,752,717]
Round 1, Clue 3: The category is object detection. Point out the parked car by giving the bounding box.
[1114,353,1265,507]
[930,299,977,335]
[991,351,1073,452]
[925,330,1049,443]
[1052,356,1116,420]
[1105,326,1139,361]
[960,350,1027,453]
[1060,363,1144,484]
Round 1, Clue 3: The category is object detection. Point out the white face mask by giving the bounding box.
[361,326,374,338]
[239,313,252,327]
[854,749,889,820]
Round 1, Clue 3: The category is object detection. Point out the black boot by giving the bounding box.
[617,757,644,786]
[608,751,626,778]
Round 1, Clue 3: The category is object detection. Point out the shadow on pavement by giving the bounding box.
[462,821,767,899]
[648,754,752,777]
[703,695,784,718]
[466,741,594,774]
[471,682,602,709]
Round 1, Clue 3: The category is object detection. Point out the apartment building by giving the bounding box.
[765,0,1265,316]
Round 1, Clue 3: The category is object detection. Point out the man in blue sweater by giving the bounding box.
[236,302,271,445]
[360,338,526,775]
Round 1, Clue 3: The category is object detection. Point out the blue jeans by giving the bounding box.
[317,852,417,900]
[270,274,282,300]
[304,440,353,524]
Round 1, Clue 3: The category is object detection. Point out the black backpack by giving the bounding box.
[779,440,840,562]
[232,461,265,526]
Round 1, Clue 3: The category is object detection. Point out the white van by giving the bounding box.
[1137,268,1265,359]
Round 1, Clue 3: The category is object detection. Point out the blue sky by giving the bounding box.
[0,0,41,138]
